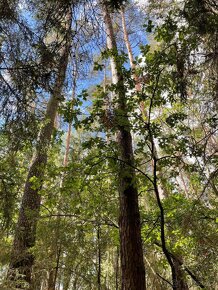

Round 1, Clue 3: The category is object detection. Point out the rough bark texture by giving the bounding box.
[102,2,146,289]
[121,7,191,288]
[118,132,146,290]
[173,258,189,290]
[8,16,71,287]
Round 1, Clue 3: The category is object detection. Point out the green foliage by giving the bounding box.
[0,0,218,288]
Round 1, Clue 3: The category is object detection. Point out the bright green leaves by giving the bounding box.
[29,175,42,190]
[141,192,218,280]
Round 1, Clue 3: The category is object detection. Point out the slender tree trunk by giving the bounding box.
[102,2,146,289]
[115,246,120,290]
[120,7,134,68]
[97,225,101,290]
[48,270,56,290]
[63,273,71,290]
[63,75,77,167]
[32,270,43,290]
[47,65,77,289]
[8,13,71,288]
[48,244,62,290]
[48,73,77,289]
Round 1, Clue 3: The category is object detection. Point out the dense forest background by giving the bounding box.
[0,0,217,289]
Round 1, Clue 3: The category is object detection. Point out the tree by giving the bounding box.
[7,5,72,287]
[101,1,146,289]
[0,0,217,289]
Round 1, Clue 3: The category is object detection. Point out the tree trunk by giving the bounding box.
[120,7,134,68]
[97,225,101,290]
[8,13,71,288]
[63,273,71,290]
[120,7,190,289]
[114,246,120,290]
[48,269,56,290]
[63,74,77,167]
[102,2,146,289]
[173,258,189,290]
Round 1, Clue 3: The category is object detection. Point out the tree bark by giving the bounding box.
[102,2,146,289]
[8,12,71,288]
[63,72,77,167]
[97,225,101,290]
[115,246,120,290]
[48,269,56,290]
[121,7,190,289]
[173,258,189,290]
[46,64,77,290]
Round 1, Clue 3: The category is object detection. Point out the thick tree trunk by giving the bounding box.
[8,16,71,287]
[102,2,146,289]
[120,7,190,289]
